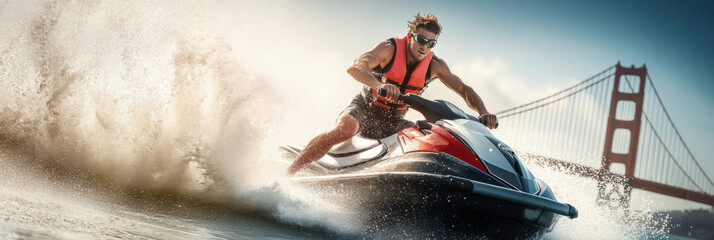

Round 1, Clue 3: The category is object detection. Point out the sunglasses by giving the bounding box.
[411,33,437,48]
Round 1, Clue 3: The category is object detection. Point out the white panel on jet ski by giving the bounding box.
[328,135,380,155]
[317,143,387,169]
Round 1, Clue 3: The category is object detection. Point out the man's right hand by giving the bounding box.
[378,83,400,103]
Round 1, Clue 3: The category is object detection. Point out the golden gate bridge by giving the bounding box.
[494,63,714,208]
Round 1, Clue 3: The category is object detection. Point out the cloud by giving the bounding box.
[421,58,553,114]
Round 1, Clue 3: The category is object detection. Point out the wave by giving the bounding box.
[0,0,357,234]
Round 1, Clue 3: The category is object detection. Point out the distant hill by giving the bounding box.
[661,208,714,240]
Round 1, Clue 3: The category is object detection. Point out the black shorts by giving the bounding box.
[340,94,415,139]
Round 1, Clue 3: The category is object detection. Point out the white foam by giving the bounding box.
[0,0,357,234]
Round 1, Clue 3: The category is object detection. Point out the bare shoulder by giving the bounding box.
[372,40,395,52]
[429,56,452,77]
[368,41,396,64]
[431,56,448,67]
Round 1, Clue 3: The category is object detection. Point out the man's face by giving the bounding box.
[408,28,437,62]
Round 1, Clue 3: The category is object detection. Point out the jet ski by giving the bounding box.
[280,90,578,239]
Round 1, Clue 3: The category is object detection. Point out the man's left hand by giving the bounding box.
[480,113,499,129]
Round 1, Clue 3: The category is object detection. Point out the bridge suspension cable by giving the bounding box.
[493,64,714,205]
[495,65,616,118]
[624,74,714,194]
[494,65,617,166]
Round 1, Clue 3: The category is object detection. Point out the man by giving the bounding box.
[287,13,498,175]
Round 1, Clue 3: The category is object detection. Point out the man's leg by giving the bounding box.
[287,113,360,175]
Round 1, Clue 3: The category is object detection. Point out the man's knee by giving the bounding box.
[337,114,359,135]
[327,114,359,143]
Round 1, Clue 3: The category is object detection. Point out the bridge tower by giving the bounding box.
[598,63,647,208]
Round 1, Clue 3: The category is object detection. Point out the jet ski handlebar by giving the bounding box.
[376,87,408,102]
[377,88,496,128]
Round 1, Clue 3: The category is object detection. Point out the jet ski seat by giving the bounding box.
[316,135,388,169]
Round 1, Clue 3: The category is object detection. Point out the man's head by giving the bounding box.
[406,13,441,62]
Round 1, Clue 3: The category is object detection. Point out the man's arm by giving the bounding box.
[431,58,499,129]
[346,42,400,103]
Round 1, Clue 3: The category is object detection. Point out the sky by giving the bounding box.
[205,0,714,209]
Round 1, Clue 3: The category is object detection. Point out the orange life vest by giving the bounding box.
[372,34,434,111]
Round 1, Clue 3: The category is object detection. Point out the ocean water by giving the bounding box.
[0,1,673,239]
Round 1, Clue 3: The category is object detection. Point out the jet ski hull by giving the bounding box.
[286,152,575,239]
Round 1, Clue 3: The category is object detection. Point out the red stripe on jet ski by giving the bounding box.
[398,124,487,173]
